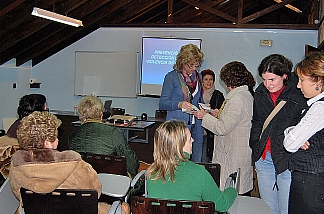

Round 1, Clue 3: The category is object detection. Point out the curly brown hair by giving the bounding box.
[17,111,61,150]
[220,61,256,89]
[78,96,104,122]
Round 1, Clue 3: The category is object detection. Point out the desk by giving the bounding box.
[227,196,273,214]
[97,173,130,198]
[72,120,154,144]
[114,121,154,144]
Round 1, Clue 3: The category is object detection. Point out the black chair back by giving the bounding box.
[79,152,127,176]
[131,196,215,214]
[20,188,98,214]
[196,162,221,187]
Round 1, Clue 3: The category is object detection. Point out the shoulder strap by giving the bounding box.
[261,100,287,134]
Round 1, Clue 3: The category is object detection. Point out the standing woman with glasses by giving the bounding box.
[159,44,205,162]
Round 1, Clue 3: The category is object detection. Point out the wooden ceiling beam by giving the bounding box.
[182,0,237,23]
[125,0,165,24]
[18,0,138,65]
[2,0,112,66]
[168,0,174,23]
[242,0,297,24]
[0,0,26,16]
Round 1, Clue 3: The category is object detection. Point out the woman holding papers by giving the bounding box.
[193,61,255,194]
[284,52,324,214]
[159,44,205,162]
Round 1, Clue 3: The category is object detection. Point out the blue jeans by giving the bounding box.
[189,124,203,162]
[255,151,291,214]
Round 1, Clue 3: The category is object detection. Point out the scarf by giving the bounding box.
[202,85,216,104]
[178,71,200,102]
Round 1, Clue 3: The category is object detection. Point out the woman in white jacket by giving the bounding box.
[194,61,255,194]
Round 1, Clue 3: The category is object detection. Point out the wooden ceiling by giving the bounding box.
[0,0,319,67]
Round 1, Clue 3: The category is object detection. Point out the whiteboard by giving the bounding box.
[75,51,138,97]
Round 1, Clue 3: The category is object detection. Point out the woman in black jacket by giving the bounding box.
[284,52,324,214]
[200,69,225,162]
[249,54,307,214]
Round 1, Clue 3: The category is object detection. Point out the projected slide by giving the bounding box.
[141,37,201,96]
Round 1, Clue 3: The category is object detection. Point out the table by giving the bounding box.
[97,173,130,198]
[72,120,155,144]
[227,196,273,214]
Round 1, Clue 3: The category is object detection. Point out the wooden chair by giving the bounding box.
[131,196,215,214]
[0,178,20,214]
[196,162,221,187]
[20,188,99,214]
[111,108,125,116]
[79,152,127,176]
[20,187,124,214]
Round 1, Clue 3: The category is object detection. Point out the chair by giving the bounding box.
[0,178,20,214]
[79,152,145,203]
[79,152,127,176]
[196,162,221,187]
[111,108,125,116]
[224,168,272,214]
[155,110,167,119]
[20,187,123,214]
[224,168,240,191]
[131,196,215,214]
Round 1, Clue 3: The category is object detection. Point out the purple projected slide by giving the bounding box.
[141,37,201,96]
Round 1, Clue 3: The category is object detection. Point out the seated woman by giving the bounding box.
[146,120,237,213]
[68,96,139,178]
[9,111,119,214]
[7,94,47,138]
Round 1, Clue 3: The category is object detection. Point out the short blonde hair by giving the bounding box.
[146,120,188,183]
[173,44,204,72]
[78,96,104,122]
[17,111,61,150]
[295,52,324,92]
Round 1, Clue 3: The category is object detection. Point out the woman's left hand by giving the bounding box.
[193,107,207,119]
[300,141,310,150]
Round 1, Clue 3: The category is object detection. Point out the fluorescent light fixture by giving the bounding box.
[31,7,83,27]
[274,0,302,13]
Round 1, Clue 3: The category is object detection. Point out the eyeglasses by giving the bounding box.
[187,63,200,69]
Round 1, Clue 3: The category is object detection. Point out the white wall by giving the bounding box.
[0,27,318,129]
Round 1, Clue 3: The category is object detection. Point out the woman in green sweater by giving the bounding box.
[146,120,237,213]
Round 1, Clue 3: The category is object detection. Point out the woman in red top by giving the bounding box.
[249,54,307,214]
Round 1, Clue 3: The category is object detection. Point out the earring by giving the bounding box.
[315,86,319,91]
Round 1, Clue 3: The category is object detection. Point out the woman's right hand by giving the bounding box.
[210,109,219,118]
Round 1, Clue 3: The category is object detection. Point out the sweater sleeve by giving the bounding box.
[113,128,139,178]
[201,168,237,212]
[202,95,245,136]
[159,72,181,111]
[284,101,324,152]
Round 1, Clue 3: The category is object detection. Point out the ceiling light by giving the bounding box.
[31,7,83,27]
[273,0,302,13]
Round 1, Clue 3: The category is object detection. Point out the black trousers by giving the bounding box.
[289,171,324,214]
